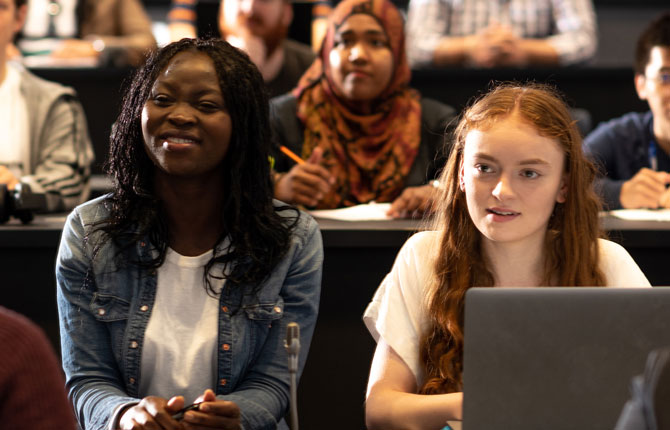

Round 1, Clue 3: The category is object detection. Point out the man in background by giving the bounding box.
[0,0,93,213]
[405,0,597,69]
[584,13,670,210]
[168,0,315,97]
[16,0,156,67]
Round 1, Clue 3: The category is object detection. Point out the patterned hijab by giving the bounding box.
[293,0,422,209]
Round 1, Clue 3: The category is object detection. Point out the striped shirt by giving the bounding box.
[406,0,597,67]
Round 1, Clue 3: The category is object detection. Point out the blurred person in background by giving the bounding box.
[584,12,670,210]
[270,0,456,218]
[1,0,93,212]
[168,0,315,97]
[405,0,597,69]
[0,306,76,430]
[15,0,156,67]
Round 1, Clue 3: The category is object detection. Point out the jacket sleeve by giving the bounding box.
[546,0,597,65]
[56,209,138,430]
[222,215,323,430]
[25,94,94,212]
[405,0,450,68]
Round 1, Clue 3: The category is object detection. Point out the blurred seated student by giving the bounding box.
[405,0,597,69]
[584,13,670,210]
[0,306,76,430]
[1,0,93,212]
[56,37,322,430]
[15,0,155,67]
[167,0,315,98]
[363,84,650,428]
[270,0,456,218]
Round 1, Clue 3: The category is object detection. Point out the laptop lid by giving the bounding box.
[462,287,670,430]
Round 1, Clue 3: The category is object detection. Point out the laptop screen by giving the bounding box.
[462,287,670,430]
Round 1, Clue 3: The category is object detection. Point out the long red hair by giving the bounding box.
[419,84,606,394]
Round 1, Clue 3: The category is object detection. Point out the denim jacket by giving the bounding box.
[56,196,323,430]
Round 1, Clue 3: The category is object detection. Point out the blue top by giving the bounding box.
[56,196,323,430]
[583,111,667,210]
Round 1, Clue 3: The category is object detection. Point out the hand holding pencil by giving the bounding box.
[274,146,334,207]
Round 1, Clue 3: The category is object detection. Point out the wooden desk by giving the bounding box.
[1,213,669,429]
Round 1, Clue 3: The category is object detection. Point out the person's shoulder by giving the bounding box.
[14,63,76,98]
[401,230,440,260]
[598,238,629,257]
[0,307,52,355]
[283,39,317,68]
[605,111,651,129]
[270,92,298,111]
[597,238,651,287]
[67,194,113,227]
[420,97,456,128]
[272,200,319,241]
[420,97,455,116]
[587,111,651,140]
[584,111,652,154]
[283,39,316,59]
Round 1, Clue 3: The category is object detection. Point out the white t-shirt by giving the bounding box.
[0,63,29,178]
[362,231,651,386]
[139,248,223,404]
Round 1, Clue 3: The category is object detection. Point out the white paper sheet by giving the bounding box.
[309,202,392,221]
[609,209,670,221]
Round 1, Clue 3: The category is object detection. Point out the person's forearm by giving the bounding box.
[366,389,462,430]
[517,38,560,66]
[432,36,473,66]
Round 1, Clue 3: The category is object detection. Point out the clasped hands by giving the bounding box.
[273,147,438,218]
[0,166,19,190]
[620,168,670,209]
[465,24,528,68]
[118,389,241,430]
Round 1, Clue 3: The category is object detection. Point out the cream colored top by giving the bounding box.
[363,231,651,386]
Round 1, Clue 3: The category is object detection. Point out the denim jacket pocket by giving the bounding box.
[90,293,131,322]
[243,296,285,321]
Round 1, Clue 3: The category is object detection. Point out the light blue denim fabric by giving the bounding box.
[57,196,323,430]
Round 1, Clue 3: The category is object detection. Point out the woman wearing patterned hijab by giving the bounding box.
[270,0,455,217]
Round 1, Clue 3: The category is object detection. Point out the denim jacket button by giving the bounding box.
[140,305,149,312]
[130,341,139,349]
[219,379,227,386]
[222,343,230,351]
[129,377,135,384]
[274,306,281,313]
[221,306,229,313]
[97,308,106,316]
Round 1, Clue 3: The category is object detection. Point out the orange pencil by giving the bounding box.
[280,145,306,165]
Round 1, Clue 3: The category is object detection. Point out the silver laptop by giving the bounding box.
[462,287,670,430]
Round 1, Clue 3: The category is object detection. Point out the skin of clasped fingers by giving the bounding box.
[0,165,19,189]
[659,188,670,208]
[182,400,241,429]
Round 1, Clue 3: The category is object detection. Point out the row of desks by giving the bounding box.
[1,213,668,429]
